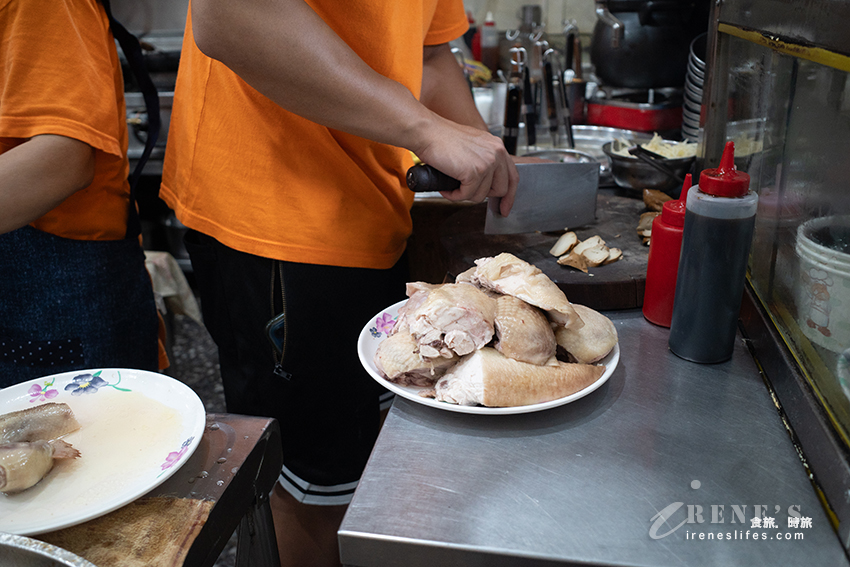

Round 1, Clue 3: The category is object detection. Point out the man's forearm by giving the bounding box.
[191,0,435,156]
[420,43,488,132]
[190,0,518,213]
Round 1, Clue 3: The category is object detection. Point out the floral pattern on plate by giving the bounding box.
[64,370,131,395]
[369,312,397,338]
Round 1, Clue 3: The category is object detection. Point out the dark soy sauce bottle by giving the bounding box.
[669,141,759,363]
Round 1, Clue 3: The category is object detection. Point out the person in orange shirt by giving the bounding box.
[0,0,162,386]
[162,1,517,565]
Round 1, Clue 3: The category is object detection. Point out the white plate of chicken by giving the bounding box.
[0,369,205,535]
[358,253,619,415]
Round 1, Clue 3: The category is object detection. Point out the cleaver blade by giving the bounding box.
[484,161,598,235]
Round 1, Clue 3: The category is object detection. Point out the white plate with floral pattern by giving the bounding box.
[358,300,618,415]
[0,368,205,535]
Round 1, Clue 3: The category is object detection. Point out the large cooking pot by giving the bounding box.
[591,0,709,89]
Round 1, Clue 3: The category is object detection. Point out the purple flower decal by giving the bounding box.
[161,437,194,471]
[29,381,58,402]
[65,373,108,395]
[63,370,131,395]
[374,313,397,335]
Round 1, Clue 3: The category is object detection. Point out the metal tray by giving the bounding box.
[520,125,653,185]
[0,533,96,567]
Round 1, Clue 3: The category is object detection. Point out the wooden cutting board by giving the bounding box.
[439,190,651,311]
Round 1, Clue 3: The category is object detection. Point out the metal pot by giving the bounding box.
[521,148,598,163]
[0,533,96,567]
[602,140,695,194]
[590,0,710,89]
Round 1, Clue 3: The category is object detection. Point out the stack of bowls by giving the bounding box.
[682,33,706,142]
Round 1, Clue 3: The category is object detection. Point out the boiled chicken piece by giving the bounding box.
[406,282,441,296]
[469,253,584,330]
[454,266,476,285]
[453,268,503,299]
[0,439,80,493]
[374,328,460,387]
[404,283,497,358]
[555,304,619,364]
[493,295,556,365]
[433,347,604,407]
[392,282,440,336]
[0,402,80,444]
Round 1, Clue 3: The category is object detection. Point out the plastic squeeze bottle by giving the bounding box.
[642,174,693,327]
[668,141,759,363]
[480,12,500,73]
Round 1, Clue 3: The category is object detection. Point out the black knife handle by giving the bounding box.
[542,60,559,131]
[502,83,523,155]
[406,164,461,192]
[522,67,536,147]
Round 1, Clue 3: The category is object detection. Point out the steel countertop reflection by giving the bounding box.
[339,309,849,567]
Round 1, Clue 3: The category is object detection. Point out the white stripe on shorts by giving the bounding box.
[277,464,360,506]
[378,391,395,412]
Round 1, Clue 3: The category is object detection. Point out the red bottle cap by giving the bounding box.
[698,141,750,197]
[660,173,692,227]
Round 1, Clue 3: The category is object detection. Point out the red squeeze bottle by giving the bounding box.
[642,174,693,327]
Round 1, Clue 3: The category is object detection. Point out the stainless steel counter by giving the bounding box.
[339,309,850,566]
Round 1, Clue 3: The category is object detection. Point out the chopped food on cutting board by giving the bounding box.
[549,232,623,273]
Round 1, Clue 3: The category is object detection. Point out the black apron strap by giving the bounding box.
[98,0,160,240]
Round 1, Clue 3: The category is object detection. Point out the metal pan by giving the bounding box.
[0,533,96,567]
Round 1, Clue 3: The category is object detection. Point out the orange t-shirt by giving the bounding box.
[160,0,468,269]
[0,0,130,241]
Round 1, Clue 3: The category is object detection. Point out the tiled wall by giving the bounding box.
[464,0,597,38]
[111,1,597,45]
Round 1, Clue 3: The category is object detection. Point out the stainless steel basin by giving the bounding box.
[0,533,96,567]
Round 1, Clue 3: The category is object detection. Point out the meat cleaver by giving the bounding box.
[406,161,599,234]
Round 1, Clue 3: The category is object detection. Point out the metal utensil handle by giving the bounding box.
[572,35,583,80]
[502,83,523,155]
[555,54,576,149]
[522,66,537,147]
[563,19,577,71]
[406,164,461,192]
[632,145,668,161]
[542,55,559,133]
[628,146,684,184]
[503,45,526,155]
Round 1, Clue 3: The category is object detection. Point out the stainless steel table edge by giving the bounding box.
[339,529,607,567]
[340,310,849,567]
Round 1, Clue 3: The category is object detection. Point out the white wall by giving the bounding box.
[464,0,597,37]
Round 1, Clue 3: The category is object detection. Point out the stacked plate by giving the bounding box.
[682,33,707,142]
